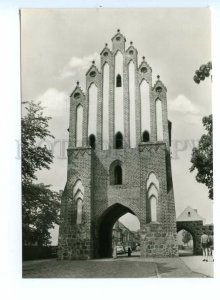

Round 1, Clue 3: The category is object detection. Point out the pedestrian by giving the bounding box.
[113,246,117,259]
[201,230,209,262]
[128,247,131,257]
[208,232,214,262]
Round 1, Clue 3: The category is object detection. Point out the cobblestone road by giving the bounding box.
[22,256,210,278]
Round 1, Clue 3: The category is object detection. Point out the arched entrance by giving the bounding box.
[177,229,194,256]
[176,221,204,255]
[177,226,197,255]
[98,203,139,258]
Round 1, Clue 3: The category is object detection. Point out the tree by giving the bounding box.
[22,101,54,185]
[22,183,60,246]
[190,115,213,199]
[182,230,192,246]
[193,61,212,84]
[22,101,60,246]
[191,61,213,200]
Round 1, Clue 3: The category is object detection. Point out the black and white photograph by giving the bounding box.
[20,8,214,279]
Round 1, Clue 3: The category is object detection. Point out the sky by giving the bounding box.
[21,8,213,243]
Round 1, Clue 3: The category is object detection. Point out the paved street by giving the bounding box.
[180,255,213,278]
[22,255,213,278]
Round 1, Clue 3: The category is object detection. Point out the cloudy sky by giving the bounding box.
[21,8,212,242]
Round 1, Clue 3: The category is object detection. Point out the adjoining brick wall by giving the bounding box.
[176,221,214,255]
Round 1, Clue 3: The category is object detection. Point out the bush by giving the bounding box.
[23,246,58,261]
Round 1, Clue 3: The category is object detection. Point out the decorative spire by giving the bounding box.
[157,75,160,80]
[117,29,120,32]
[130,41,133,45]
[77,81,79,86]
[92,60,95,64]
[105,43,108,47]
[142,56,145,60]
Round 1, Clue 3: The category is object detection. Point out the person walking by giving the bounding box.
[128,247,131,257]
[208,232,214,262]
[201,231,209,262]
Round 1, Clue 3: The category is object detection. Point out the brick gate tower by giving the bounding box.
[58,30,178,259]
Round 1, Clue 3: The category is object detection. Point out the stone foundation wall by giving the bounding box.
[58,224,92,260]
[140,223,178,257]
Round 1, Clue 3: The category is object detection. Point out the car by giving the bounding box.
[116,246,125,254]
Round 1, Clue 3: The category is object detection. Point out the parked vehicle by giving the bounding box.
[116,246,124,254]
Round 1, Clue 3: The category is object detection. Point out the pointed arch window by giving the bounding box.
[110,160,123,185]
[115,132,123,149]
[150,196,157,222]
[142,130,150,142]
[76,104,83,147]
[116,74,122,87]
[146,172,159,223]
[89,134,96,149]
[114,165,122,185]
[73,179,84,225]
[76,199,83,224]
[156,98,163,140]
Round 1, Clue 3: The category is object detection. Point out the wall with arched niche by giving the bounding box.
[146,172,159,223]
[72,179,84,225]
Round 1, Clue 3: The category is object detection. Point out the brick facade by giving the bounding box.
[58,30,179,259]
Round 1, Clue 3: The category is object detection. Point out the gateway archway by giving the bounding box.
[176,222,202,255]
[177,229,194,256]
[98,203,139,258]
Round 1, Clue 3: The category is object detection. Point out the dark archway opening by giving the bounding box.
[98,204,140,258]
[89,134,96,149]
[142,130,150,142]
[177,229,194,256]
[116,74,122,87]
[115,132,123,149]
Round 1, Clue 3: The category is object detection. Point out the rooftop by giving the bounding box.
[176,206,205,222]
